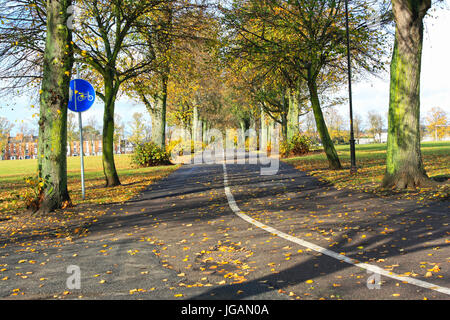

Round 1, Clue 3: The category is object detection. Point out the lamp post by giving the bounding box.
[344,0,357,174]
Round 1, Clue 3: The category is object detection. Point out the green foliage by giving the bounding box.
[132,142,171,167]
[281,133,312,158]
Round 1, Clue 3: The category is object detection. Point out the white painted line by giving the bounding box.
[222,162,450,296]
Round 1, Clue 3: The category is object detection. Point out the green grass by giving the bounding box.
[0,155,179,216]
[0,154,134,181]
[284,141,450,201]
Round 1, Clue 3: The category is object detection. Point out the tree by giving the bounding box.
[129,112,148,145]
[129,2,213,149]
[0,0,46,94]
[222,0,388,169]
[114,114,125,145]
[326,108,347,144]
[426,107,448,141]
[73,0,163,186]
[353,113,363,144]
[17,121,35,136]
[367,111,383,143]
[37,0,74,214]
[383,0,432,189]
[67,113,78,143]
[0,117,13,158]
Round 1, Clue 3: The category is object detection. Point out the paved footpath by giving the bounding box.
[0,160,449,300]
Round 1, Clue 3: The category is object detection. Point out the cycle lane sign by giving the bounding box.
[68,79,96,113]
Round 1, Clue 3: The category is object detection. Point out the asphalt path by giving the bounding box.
[0,157,449,300]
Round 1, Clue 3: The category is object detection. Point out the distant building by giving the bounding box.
[2,133,38,160]
[357,132,388,145]
[67,139,134,156]
[1,133,134,161]
[67,140,103,157]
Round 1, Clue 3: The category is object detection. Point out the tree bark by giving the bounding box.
[151,75,168,150]
[260,105,268,152]
[192,106,201,143]
[102,74,121,187]
[287,88,299,141]
[307,76,342,170]
[383,0,432,189]
[37,0,74,214]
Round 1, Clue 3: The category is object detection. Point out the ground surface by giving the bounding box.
[0,157,448,300]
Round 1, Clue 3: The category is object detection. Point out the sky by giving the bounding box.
[1,6,449,136]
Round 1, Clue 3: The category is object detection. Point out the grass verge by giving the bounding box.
[284,141,450,203]
[0,155,179,244]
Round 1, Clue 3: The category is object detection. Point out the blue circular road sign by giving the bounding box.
[68,79,96,112]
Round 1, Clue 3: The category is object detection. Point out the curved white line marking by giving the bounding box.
[222,162,450,296]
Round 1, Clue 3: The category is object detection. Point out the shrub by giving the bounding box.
[132,142,171,167]
[281,133,312,158]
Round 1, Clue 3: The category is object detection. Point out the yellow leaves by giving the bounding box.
[130,288,147,295]
[428,265,440,273]
[305,280,314,284]
[425,265,440,278]
[174,294,184,298]
[11,288,23,296]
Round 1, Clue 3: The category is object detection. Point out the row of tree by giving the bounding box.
[0,0,223,213]
[0,0,442,213]
[218,0,440,189]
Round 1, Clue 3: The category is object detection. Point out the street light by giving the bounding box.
[344,0,357,174]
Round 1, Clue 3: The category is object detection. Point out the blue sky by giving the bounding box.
[1,7,449,135]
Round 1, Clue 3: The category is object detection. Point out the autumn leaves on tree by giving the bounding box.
[0,0,443,214]
[221,0,388,170]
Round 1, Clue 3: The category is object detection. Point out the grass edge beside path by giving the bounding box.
[283,142,450,203]
[0,155,180,245]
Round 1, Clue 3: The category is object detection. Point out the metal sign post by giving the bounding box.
[69,77,96,201]
[345,0,357,174]
[78,112,86,200]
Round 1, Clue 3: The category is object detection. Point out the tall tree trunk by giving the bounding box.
[307,75,342,170]
[102,75,121,187]
[37,0,74,214]
[383,0,431,189]
[151,75,168,149]
[260,105,268,152]
[192,105,201,143]
[287,88,299,141]
[203,120,210,144]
